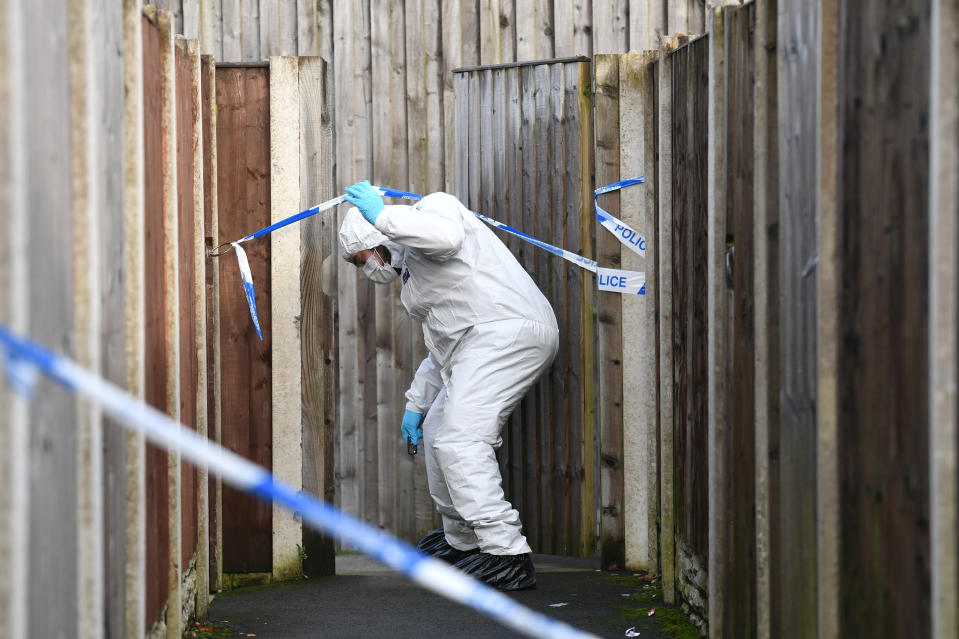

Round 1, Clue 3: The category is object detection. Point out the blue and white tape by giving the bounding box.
[218,180,648,336]
[594,177,647,257]
[0,324,600,639]
[232,243,262,340]
[597,268,646,295]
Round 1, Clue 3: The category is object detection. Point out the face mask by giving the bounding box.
[362,249,399,284]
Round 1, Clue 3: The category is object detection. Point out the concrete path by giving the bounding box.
[202,554,678,638]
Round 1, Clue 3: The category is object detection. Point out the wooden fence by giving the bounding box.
[451,58,597,558]
[641,1,959,637]
[3,2,959,639]
[0,4,216,636]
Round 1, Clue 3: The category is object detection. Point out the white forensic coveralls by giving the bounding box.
[371,192,559,556]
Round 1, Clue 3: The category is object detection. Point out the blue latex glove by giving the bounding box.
[344,180,385,225]
[401,409,424,447]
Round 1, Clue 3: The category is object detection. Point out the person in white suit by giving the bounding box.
[338,181,558,590]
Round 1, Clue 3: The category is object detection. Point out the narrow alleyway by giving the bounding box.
[201,555,692,638]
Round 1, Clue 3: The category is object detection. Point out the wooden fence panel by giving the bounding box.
[452,59,595,557]
[594,54,626,569]
[775,3,819,637]
[836,0,932,635]
[24,0,77,634]
[215,65,273,574]
[176,36,200,568]
[142,11,171,627]
[200,52,223,592]
[724,5,756,637]
[97,0,129,635]
[669,35,709,630]
[297,56,337,576]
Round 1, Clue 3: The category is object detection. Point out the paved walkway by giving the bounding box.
[202,554,681,638]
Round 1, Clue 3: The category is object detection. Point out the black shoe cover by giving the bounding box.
[453,552,537,591]
[415,529,479,564]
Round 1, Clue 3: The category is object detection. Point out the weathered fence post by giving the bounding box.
[593,54,626,571]
[658,34,680,604]
[753,2,778,637]
[0,2,28,637]
[123,0,147,633]
[620,50,660,574]
[200,52,222,595]
[930,2,959,636]
[269,54,305,582]
[706,7,727,637]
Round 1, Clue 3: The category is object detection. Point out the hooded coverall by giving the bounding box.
[369,192,559,556]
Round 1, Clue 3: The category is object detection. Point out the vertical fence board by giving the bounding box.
[929,1,959,636]
[658,35,678,603]
[370,0,398,538]
[299,56,337,575]
[670,35,710,633]
[93,0,129,634]
[753,2,778,636]
[157,15,182,634]
[775,2,818,637]
[215,66,273,573]
[837,0,932,636]
[724,5,756,637]
[0,0,25,630]
[593,54,625,570]
[24,0,76,633]
[332,0,359,528]
[175,37,199,570]
[200,52,222,594]
[296,0,317,56]
[670,32,710,566]
[504,66,525,524]
[532,62,553,553]
[142,10,171,629]
[260,0,297,57]
[548,62,570,555]
[706,8,728,636]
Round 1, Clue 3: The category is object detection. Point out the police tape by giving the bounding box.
[593,177,648,258]
[211,181,648,338]
[0,324,601,639]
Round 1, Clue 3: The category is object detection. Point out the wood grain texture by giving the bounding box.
[670,36,709,561]
[158,17,182,636]
[215,66,273,573]
[706,10,728,636]
[298,56,336,575]
[200,52,223,594]
[260,0,298,57]
[142,11,171,628]
[774,3,818,637]
[724,6,756,636]
[593,54,625,570]
[450,59,596,557]
[90,0,129,634]
[23,0,77,633]
[837,0,932,635]
[752,2,778,635]
[175,36,199,568]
